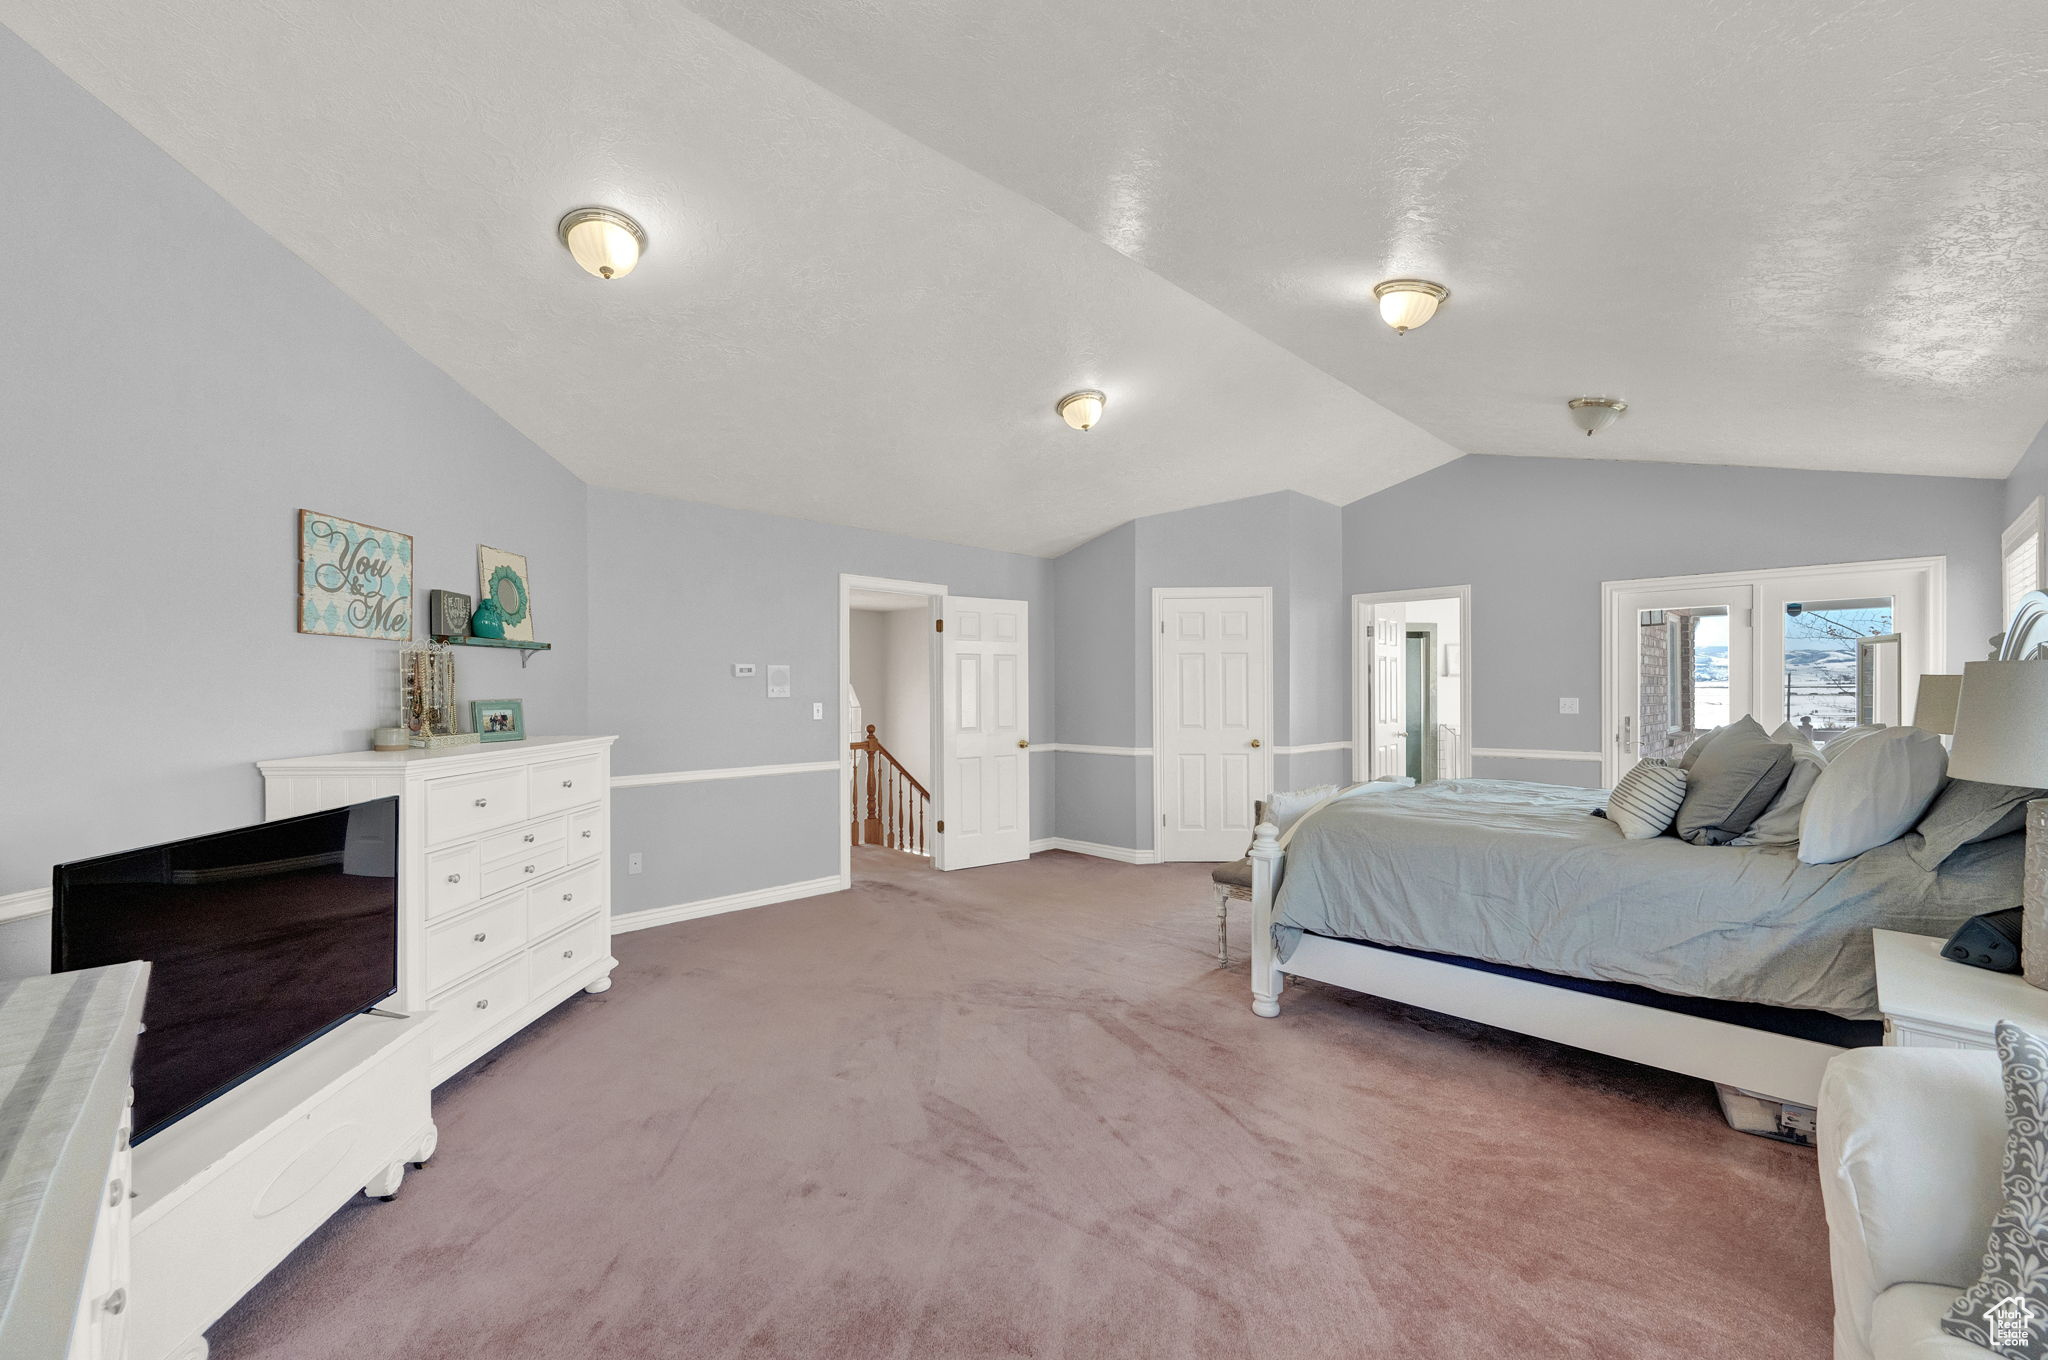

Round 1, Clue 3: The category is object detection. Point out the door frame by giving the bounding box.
[1351,586,1473,783]
[1598,556,1946,785]
[1150,586,1275,861]
[839,573,947,885]
[1405,623,1438,782]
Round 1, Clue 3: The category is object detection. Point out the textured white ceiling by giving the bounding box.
[688,0,2048,479]
[0,0,1460,556]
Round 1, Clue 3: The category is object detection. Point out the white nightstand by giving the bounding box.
[1874,928,2048,1050]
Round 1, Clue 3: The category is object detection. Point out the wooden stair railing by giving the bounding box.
[849,724,930,855]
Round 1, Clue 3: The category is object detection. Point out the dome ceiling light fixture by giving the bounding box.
[557,207,646,280]
[1057,389,1106,431]
[1567,396,1629,436]
[1372,278,1449,334]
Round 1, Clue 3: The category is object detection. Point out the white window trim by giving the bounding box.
[1599,556,1946,786]
[2002,497,2044,623]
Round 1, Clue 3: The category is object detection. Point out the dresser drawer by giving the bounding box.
[530,912,607,997]
[423,842,481,920]
[423,768,529,845]
[430,953,528,1061]
[480,815,565,866]
[424,892,528,994]
[480,842,567,900]
[529,860,604,939]
[567,806,604,863]
[529,752,603,818]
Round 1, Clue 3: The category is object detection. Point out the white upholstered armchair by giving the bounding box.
[1817,1047,2006,1359]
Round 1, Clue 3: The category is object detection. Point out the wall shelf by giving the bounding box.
[432,636,552,668]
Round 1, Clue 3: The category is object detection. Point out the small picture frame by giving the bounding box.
[477,545,535,643]
[429,589,473,639]
[470,698,525,742]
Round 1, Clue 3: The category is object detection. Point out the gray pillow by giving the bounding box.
[1678,727,1723,771]
[1943,1021,2048,1356]
[1673,715,1795,846]
[1910,780,2047,871]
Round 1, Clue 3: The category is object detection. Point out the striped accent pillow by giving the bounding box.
[1606,760,1688,840]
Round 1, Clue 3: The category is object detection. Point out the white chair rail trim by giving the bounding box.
[0,886,51,925]
[1033,743,1152,757]
[1273,741,1353,756]
[611,875,843,934]
[611,760,842,789]
[1468,747,1605,763]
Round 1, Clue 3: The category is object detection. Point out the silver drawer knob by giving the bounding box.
[475,998,489,1010]
[562,892,574,902]
[561,779,574,788]
[474,798,488,808]
[581,830,593,838]
[108,1178,123,1207]
[103,1288,126,1316]
[473,932,487,943]
[562,948,575,959]
[524,864,536,875]
[446,873,461,884]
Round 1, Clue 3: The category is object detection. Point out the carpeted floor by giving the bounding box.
[208,847,1833,1359]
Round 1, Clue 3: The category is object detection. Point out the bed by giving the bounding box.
[1245,778,2024,1107]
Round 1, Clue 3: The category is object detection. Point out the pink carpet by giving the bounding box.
[208,847,1832,1359]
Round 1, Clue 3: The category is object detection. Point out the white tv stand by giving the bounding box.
[128,1012,433,1360]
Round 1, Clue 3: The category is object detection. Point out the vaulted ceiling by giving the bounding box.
[6,1,2046,554]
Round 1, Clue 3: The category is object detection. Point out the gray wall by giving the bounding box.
[1343,454,2005,783]
[585,488,1054,913]
[0,27,589,934]
[2005,419,2048,530]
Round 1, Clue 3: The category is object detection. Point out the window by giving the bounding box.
[2003,498,2044,623]
[1781,597,1894,737]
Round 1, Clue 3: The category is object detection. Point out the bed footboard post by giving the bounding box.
[1249,821,1285,1017]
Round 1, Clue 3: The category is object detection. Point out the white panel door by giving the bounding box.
[1367,603,1408,780]
[938,596,1030,870]
[1157,591,1271,862]
[1605,584,1754,784]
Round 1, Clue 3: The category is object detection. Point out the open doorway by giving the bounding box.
[1354,587,1471,783]
[846,584,937,879]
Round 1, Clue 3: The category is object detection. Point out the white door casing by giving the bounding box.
[1351,587,1473,784]
[1153,588,1273,862]
[938,596,1031,870]
[1604,583,1756,785]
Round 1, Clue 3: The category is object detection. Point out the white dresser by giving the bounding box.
[258,736,618,1083]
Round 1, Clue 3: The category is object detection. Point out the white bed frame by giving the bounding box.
[1244,821,1847,1107]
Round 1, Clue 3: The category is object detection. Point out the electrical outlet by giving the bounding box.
[733,663,757,677]
[1559,697,1580,715]
[627,852,643,875]
[812,702,825,720]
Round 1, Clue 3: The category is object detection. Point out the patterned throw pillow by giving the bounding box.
[1944,1021,2048,1358]
[1605,760,1688,840]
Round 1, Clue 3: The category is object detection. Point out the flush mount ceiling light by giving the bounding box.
[1567,396,1629,436]
[557,207,646,280]
[1372,278,1449,334]
[1057,390,1106,431]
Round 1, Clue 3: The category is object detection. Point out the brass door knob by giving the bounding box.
[1250,738,1263,748]
[1017,739,1030,748]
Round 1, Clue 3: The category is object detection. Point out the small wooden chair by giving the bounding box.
[1207,799,1268,969]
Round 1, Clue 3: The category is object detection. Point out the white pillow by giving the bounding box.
[1735,723,1828,846]
[1605,761,1688,839]
[1820,723,1885,758]
[1263,785,1342,835]
[1797,727,1949,864]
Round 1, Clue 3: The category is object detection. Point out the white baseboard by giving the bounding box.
[610,875,844,935]
[1029,837,1161,865]
[0,886,51,925]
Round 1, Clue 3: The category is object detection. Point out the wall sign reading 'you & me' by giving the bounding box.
[298,509,413,640]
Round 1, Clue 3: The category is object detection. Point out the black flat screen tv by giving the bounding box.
[52,796,400,1143]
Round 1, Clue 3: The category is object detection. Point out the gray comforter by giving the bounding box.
[1273,778,2023,1019]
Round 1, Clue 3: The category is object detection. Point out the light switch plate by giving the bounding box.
[766,664,791,698]
[627,852,643,875]
[1559,697,1580,714]
[733,663,757,677]
[812,702,824,720]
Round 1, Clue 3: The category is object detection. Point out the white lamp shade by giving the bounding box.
[1376,287,1440,333]
[1911,672,1963,735]
[559,209,644,279]
[1057,391,1104,431]
[1948,660,2048,785]
[1567,400,1626,436]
